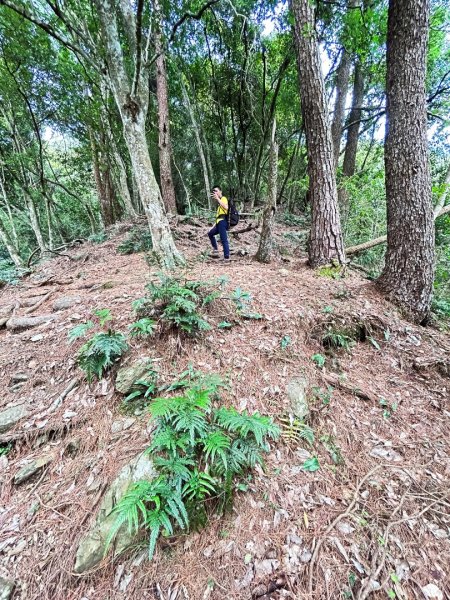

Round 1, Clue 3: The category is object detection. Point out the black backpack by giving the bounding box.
[227,198,240,228]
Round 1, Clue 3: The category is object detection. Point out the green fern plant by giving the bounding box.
[108,375,280,560]
[129,318,157,338]
[69,309,128,382]
[279,415,314,446]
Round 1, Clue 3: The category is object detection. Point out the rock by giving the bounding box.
[254,559,280,578]
[252,584,268,597]
[421,584,443,600]
[369,446,402,462]
[0,576,15,600]
[111,418,136,434]
[14,454,54,485]
[0,404,29,434]
[0,304,14,317]
[52,296,81,311]
[286,377,309,420]
[115,358,154,395]
[74,452,156,574]
[30,334,44,342]
[6,315,55,332]
[0,456,8,470]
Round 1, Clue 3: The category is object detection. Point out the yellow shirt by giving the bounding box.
[216,196,228,224]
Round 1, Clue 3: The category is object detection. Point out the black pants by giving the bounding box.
[208,219,229,258]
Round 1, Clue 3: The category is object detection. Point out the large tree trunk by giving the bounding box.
[154,0,177,214]
[291,0,345,267]
[122,113,184,267]
[256,121,278,263]
[93,0,183,268]
[377,0,434,323]
[112,148,137,219]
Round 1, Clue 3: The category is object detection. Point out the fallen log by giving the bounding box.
[345,204,450,256]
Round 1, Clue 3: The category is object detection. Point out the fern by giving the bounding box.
[68,320,94,343]
[279,415,315,446]
[107,374,279,561]
[129,318,156,338]
[214,407,280,445]
[77,331,128,382]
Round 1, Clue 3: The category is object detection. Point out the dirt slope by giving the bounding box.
[0,220,449,600]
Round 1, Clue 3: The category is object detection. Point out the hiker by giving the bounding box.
[208,186,230,261]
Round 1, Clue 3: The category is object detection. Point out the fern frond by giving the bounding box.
[203,430,231,471]
[214,408,280,445]
[68,321,94,343]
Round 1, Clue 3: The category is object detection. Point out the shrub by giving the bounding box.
[107,378,279,559]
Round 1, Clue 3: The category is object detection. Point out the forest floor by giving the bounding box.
[0,217,449,600]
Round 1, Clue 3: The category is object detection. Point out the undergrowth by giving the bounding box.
[117,226,153,255]
[69,309,128,382]
[107,375,279,559]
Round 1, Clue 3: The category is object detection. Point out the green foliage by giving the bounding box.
[280,335,291,350]
[108,377,279,559]
[0,259,19,286]
[142,274,215,335]
[117,227,153,255]
[311,353,326,368]
[78,331,128,382]
[123,370,159,406]
[322,328,355,352]
[88,232,108,244]
[69,309,128,382]
[129,318,157,338]
[301,457,320,472]
[379,397,398,419]
[68,320,95,343]
[0,443,12,456]
[231,287,252,312]
[317,265,344,279]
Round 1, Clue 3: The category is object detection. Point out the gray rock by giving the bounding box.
[14,453,54,485]
[0,404,29,434]
[74,452,156,574]
[52,296,81,311]
[6,315,55,332]
[286,377,309,420]
[0,575,15,600]
[254,558,280,578]
[115,358,154,395]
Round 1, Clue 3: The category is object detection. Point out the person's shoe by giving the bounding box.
[209,250,219,258]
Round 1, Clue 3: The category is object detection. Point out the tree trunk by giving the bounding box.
[256,120,278,263]
[122,113,184,268]
[338,60,365,222]
[377,0,434,323]
[90,128,112,227]
[93,0,183,268]
[154,0,177,214]
[0,215,22,267]
[291,0,345,266]
[181,78,211,209]
[26,192,46,254]
[342,61,365,177]
[331,49,352,167]
[112,148,137,219]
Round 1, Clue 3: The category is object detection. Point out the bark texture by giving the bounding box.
[93,0,183,268]
[291,0,345,267]
[378,0,434,323]
[256,121,278,263]
[154,0,177,214]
